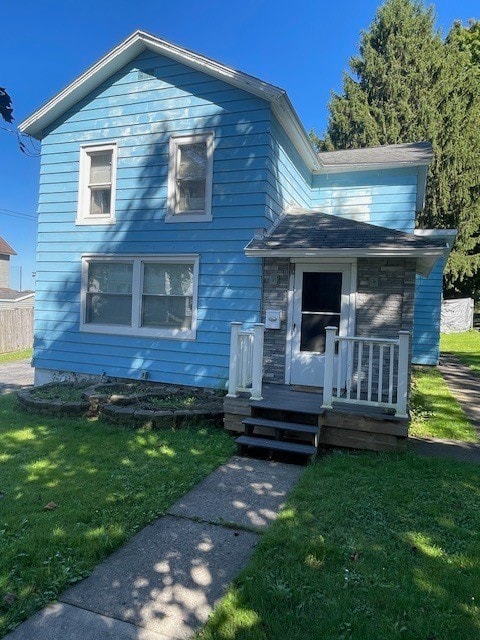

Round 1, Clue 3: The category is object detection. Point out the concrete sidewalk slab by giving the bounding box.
[439,355,480,434]
[4,602,166,640]
[409,436,480,464]
[60,516,257,639]
[168,456,303,530]
[0,359,33,395]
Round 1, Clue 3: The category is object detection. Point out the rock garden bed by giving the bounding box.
[17,380,225,428]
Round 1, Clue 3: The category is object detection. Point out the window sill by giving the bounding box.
[165,213,212,224]
[76,217,116,226]
[80,323,196,341]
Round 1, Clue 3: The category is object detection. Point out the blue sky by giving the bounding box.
[1,0,478,291]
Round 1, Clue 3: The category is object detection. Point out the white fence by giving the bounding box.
[441,298,474,333]
[227,322,265,400]
[322,327,410,418]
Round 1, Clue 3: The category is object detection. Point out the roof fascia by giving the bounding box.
[244,247,444,258]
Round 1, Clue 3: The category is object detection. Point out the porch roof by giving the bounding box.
[245,209,446,276]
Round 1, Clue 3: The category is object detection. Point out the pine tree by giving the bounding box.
[321,0,480,297]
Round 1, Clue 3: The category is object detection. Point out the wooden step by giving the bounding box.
[243,417,319,436]
[250,398,325,416]
[236,435,317,456]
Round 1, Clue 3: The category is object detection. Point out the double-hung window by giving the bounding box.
[81,256,199,339]
[77,143,117,224]
[167,133,214,222]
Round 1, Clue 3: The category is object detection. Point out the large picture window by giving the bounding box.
[167,133,214,222]
[81,256,199,339]
[77,143,117,225]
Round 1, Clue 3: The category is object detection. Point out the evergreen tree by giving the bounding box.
[321,0,480,297]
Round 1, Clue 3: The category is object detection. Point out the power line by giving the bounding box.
[0,208,37,221]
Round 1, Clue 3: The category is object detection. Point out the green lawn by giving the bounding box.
[0,349,32,364]
[441,330,480,376]
[198,451,480,640]
[0,395,235,637]
[409,366,477,441]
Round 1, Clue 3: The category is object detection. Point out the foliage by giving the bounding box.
[198,451,480,640]
[0,349,32,364]
[409,365,477,441]
[320,0,480,297]
[440,330,480,377]
[0,88,13,123]
[448,19,480,66]
[0,394,234,635]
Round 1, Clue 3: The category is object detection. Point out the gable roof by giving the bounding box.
[0,236,16,256]
[0,288,34,301]
[245,208,445,276]
[18,30,321,170]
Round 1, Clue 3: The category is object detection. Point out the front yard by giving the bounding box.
[199,451,480,640]
[0,394,235,636]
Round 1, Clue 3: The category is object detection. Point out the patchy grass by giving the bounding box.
[31,384,89,402]
[0,394,235,637]
[0,349,32,364]
[198,451,480,640]
[441,331,480,376]
[409,366,477,441]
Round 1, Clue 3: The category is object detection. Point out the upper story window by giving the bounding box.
[77,143,117,225]
[167,133,214,223]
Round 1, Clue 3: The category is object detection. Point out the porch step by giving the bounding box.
[243,417,319,436]
[236,435,317,458]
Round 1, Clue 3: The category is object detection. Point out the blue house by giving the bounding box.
[20,31,452,450]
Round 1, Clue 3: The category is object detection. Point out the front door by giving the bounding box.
[289,264,352,387]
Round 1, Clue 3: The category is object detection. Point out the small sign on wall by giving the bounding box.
[265,309,281,329]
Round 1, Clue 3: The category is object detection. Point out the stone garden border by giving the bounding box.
[17,380,225,428]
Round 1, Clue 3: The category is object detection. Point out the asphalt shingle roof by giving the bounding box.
[0,236,16,256]
[317,142,433,167]
[246,209,443,253]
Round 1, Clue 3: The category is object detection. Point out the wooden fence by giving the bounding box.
[0,308,34,353]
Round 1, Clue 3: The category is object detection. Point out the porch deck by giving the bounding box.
[224,383,409,457]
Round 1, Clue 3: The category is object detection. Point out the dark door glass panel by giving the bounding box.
[300,313,340,352]
[302,272,342,313]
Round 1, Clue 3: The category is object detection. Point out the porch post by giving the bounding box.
[227,322,242,398]
[322,326,337,409]
[250,323,265,401]
[396,330,410,418]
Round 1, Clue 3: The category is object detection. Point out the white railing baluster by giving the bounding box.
[396,331,410,418]
[336,342,342,398]
[388,344,394,405]
[227,322,242,397]
[346,340,353,400]
[367,342,373,402]
[357,341,363,400]
[250,323,265,401]
[377,345,384,403]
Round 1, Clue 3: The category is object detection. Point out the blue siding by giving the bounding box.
[35,49,275,388]
[413,257,444,365]
[311,169,418,232]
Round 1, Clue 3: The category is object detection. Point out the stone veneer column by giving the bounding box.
[261,257,290,384]
[355,258,416,336]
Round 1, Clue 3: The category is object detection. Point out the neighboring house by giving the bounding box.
[0,236,34,309]
[19,31,451,441]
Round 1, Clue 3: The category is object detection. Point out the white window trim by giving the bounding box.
[166,132,214,223]
[76,142,118,225]
[80,254,199,340]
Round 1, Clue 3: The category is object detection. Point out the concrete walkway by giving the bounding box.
[410,353,480,464]
[0,359,34,395]
[5,456,303,640]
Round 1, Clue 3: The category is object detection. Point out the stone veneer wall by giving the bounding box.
[355,258,416,336]
[261,257,290,384]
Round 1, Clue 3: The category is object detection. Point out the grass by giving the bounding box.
[31,383,89,402]
[198,451,480,640]
[0,349,32,364]
[409,366,477,441]
[441,330,480,377]
[0,394,235,637]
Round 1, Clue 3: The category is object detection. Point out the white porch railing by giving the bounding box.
[227,322,265,401]
[322,326,410,418]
